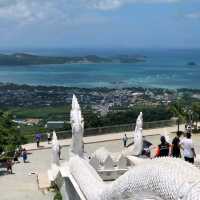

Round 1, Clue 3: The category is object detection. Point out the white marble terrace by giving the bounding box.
[47,95,200,200]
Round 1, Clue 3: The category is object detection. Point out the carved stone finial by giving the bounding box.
[52,130,60,166]
[70,94,84,157]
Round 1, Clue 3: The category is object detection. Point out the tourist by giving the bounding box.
[47,132,51,144]
[185,124,187,132]
[171,132,182,158]
[6,159,13,174]
[123,134,128,147]
[22,148,27,163]
[13,148,20,163]
[59,144,61,160]
[155,136,170,157]
[35,132,41,148]
[180,132,196,164]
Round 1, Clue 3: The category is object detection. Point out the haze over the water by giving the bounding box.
[0,0,200,49]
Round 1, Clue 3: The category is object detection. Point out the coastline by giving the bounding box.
[1,81,200,91]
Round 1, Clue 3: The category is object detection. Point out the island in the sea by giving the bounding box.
[187,61,197,66]
[0,53,146,65]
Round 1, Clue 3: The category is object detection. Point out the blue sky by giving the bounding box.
[0,0,200,49]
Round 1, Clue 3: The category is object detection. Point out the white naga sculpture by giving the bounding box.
[91,112,144,169]
[52,130,60,166]
[133,111,143,155]
[69,156,200,200]
[48,130,60,182]
[70,95,84,157]
[123,112,143,156]
[49,96,200,200]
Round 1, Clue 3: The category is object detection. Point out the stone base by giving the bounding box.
[97,168,128,181]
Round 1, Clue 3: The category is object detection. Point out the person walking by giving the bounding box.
[171,132,182,158]
[35,132,41,148]
[155,136,170,157]
[58,144,61,160]
[123,134,128,147]
[22,148,27,163]
[180,132,196,164]
[13,149,19,163]
[47,132,51,144]
[6,159,13,174]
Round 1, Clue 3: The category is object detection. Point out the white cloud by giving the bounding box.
[84,0,122,10]
[0,1,47,23]
[84,0,181,10]
[185,12,200,19]
[0,0,182,25]
[0,0,76,24]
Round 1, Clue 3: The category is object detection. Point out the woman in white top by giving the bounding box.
[180,132,196,164]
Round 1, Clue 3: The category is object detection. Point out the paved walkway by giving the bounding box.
[0,139,129,200]
[0,151,54,200]
[1,124,199,200]
[23,124,184,151]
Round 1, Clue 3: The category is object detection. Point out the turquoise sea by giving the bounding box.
[0,49,200,89]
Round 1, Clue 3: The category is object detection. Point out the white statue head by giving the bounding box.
[135,112,143,131]
[70,95,84,156]
[71,95,84,129]
[133,112,143,155]
[52,130,58,141]
[52,130,60,165]
[72,94,80,110]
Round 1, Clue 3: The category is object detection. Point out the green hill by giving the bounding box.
[0,53,145,65]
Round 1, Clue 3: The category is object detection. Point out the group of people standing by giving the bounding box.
[6,147,28,174]
[35,132,61,159]
[156,131,196,164]
[35,132,52,148]
[13,147,28,163]
[123,130,196,164]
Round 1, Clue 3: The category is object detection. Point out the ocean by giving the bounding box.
[0,49,199,89]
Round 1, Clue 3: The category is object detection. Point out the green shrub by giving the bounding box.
[53,187,62,200]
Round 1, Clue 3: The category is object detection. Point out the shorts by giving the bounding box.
[184,157,194,164]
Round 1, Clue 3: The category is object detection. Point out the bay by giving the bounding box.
[0,49,199,89]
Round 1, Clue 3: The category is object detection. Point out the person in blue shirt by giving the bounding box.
[22,148,27,163]
[35,132,41,148]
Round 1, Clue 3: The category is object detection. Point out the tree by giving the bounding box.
[169,101,186,132]
[192,102,200,129]
[0,111,26,155]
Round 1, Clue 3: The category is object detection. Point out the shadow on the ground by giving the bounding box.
[127,142,134,147]
[38,145,45,148]
[126,140,153,148]
[0,170,16,176]
[24,161,31,163]
[0,170,7,176]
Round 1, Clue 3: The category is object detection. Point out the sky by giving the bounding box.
[0,0,200,49]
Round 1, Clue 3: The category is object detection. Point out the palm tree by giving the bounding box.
[192,102,200,130]
[170,101,186,132]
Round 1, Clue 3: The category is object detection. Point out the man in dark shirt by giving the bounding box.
[171,132,182,158]
[156,136,170,157]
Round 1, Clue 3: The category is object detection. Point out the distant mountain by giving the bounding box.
[0,53,145,66]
